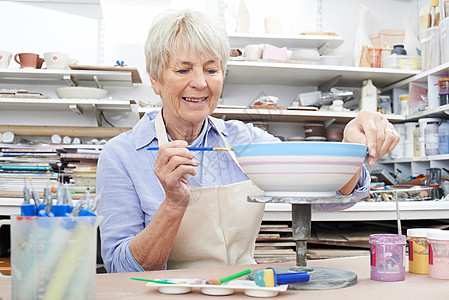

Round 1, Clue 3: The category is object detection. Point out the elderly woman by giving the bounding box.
[97,9,399,273]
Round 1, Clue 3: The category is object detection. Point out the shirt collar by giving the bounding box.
[133,109,229,150]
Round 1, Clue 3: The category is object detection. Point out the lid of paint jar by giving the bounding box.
[399,94,408,100]
[438,78,449,82]
[407,228,442,237]
[369,234,406,244]
[427,230,449,241]
[439,91,449,95]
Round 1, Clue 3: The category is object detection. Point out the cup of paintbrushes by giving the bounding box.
[11,215,102,300]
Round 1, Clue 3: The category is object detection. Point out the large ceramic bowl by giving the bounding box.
[55,87,108,99]
[232,142,367,197]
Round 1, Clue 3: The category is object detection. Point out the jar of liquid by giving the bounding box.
[391,45,407,55]
[438,78,449,93]
[425,121,440,156]
[439,122,449,155]
[428,230,449,279]
[399,94,409,115]
[414,126,420,156]
[369,234,406,281]
[407,228,442,274]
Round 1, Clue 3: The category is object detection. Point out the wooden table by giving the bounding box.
[0,256,448,299]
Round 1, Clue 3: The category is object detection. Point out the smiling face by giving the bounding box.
[150,48,224,139]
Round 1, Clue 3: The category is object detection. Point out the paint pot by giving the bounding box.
[428,230,449,279]
[407,228,442,274]
[369,234,406,281]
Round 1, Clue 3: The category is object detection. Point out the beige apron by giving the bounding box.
[154,111,265,269]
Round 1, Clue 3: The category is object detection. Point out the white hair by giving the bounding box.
[144,9,230,81]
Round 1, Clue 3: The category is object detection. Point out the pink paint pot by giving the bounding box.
[428,230,449,279]
[369,234,406,281]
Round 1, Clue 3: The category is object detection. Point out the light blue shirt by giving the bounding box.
[97,109,370,273]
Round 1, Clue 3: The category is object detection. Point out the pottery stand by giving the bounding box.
[247,194,359,290]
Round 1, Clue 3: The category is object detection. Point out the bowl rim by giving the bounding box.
[232,142,367,158]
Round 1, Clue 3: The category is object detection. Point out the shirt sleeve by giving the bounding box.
[312,164,370,212]
[97,145,146,273]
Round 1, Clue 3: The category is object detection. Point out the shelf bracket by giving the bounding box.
[93,75,103,89]
[63,75,77,87]
[318,75,342,92]
[324,118,336,128]
[68,104,83,115]
[318,42,329,56]
[93,105,103,126]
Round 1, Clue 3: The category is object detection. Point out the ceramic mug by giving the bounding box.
[14,53,39,69]
[0,50,12,68]
[44,52,69,69]
[244,44,263,60]
[36,57,45,69]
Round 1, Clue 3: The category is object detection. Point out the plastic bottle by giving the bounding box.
[413,126,420,157]
[425,121,440,156]
[359,79,377,111]
[438,121,449,155]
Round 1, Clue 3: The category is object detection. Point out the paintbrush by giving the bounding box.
[130,277,177,284]
[147,147,232,151]
[206,269,251,285]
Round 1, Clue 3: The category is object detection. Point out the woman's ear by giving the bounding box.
[149,72,161,95]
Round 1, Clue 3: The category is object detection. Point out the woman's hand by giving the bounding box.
[343,110,400,166]
[153,140,199,207]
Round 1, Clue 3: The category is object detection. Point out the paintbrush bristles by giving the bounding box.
[206,278,221,285]
[213,147,232,151]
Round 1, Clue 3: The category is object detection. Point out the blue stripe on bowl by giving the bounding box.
[232,142,367,158]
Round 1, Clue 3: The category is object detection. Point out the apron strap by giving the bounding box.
[155,110,169,146]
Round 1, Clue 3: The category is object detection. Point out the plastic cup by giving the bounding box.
[11,215,101,300]
[369,234,406,281]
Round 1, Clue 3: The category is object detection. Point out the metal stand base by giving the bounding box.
[248,266,357,290]
[248,194,359,290]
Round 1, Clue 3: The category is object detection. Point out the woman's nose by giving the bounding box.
[189,70,207,89]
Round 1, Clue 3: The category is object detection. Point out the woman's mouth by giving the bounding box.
[182,97,207,103]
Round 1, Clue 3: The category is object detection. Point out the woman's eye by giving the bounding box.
[177,69,189,74]
[206,69,218,74]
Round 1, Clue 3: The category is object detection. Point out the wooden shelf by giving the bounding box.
[0,125,131,138]
[139,107,405,124]
[0,69,135,87]
[228,33,344,49]
[225,61,420,87]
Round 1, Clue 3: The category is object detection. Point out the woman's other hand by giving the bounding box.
[154,140,199,207]
[343,110,400,166]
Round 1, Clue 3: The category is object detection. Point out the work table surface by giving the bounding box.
[0,256,448,299]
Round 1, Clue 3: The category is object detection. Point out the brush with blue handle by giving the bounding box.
[254,267,310,287]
